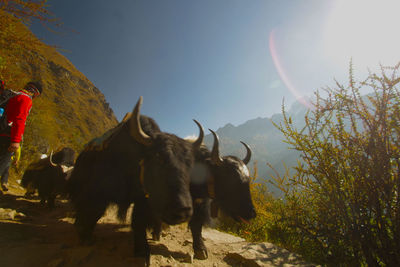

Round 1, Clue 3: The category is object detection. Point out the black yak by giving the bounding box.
[21,147,75,208]
[149,122,256,260]
[190,128,256,259]
[67,97,199,265]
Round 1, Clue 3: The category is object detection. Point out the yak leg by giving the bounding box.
[151,221,161,241]
[189,199,210,260]
[38,183,52,208]
[150,216,162,241]
[131,200,151,266]
[74,198,107,244]
[47,194,56,209]
[38,187,46,206]
[24,183,36,198]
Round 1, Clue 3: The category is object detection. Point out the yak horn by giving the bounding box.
[209,129,223,166]
[49,150,57,167]
[192,119,204,149]
[240,141,252,165]
[128,96,152,146]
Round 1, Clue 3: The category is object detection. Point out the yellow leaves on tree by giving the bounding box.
[0,1,57,87]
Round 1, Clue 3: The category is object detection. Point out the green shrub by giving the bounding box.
[270,62,400,266]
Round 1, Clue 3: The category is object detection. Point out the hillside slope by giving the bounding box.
[0,10,118,173]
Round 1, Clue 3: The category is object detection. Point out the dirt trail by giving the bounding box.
[0,184,315,267]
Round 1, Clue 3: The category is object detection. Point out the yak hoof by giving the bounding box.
[133,257,148,267]
[194,249,208,260]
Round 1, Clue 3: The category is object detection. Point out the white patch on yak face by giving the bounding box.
[190,162,210,185]
[239,162,250,178]
[61,165,74,173]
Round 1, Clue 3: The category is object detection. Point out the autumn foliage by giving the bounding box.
[219,64,400,266]
[0,0,57,86]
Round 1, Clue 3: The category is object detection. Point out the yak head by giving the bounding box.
[49,151,75,185]
[50,147,76,167]
[207,129,256,222]
[189,121,256,223]
[127,97,195,225]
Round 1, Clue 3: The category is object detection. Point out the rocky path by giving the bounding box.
[0,186,316,267]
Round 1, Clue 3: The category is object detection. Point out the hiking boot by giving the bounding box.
[1,183,8,191]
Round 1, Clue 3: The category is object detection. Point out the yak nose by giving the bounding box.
[165,188,193,224]
[171,206,192,224]
[164,205,192,225]
[171,190,193,223]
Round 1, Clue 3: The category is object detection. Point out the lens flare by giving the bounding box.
[269,29,312,109]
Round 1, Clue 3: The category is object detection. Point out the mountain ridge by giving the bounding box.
[203,101,307,193]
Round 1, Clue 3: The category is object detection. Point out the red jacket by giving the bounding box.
[4,92,32,143]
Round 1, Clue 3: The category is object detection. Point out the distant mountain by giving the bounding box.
[203,101,309,194]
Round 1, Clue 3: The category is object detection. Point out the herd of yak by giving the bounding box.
[18,97,256,266]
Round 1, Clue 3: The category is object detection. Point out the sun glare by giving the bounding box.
[323,0,400,70]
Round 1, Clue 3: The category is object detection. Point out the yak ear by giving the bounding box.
[192,119,204,149]
[209,129,223,166]
[128,96,153,146]
[121,112,132,123]
[240,141,252,165]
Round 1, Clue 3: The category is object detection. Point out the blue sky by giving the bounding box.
[31,0,400,137]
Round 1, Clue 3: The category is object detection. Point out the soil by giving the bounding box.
[0,181,316,267]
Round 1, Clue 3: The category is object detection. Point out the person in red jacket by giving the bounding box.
[0,81,42,191]
[0,80,5,92]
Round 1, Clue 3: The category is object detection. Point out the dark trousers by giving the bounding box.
[1,165,10,184]
[0,136,12,185]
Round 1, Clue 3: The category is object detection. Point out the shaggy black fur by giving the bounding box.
[21,147,76,209]
[148,129,257,260]
[67,112,195,266]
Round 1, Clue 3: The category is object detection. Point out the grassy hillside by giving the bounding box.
[0,10,118,180]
